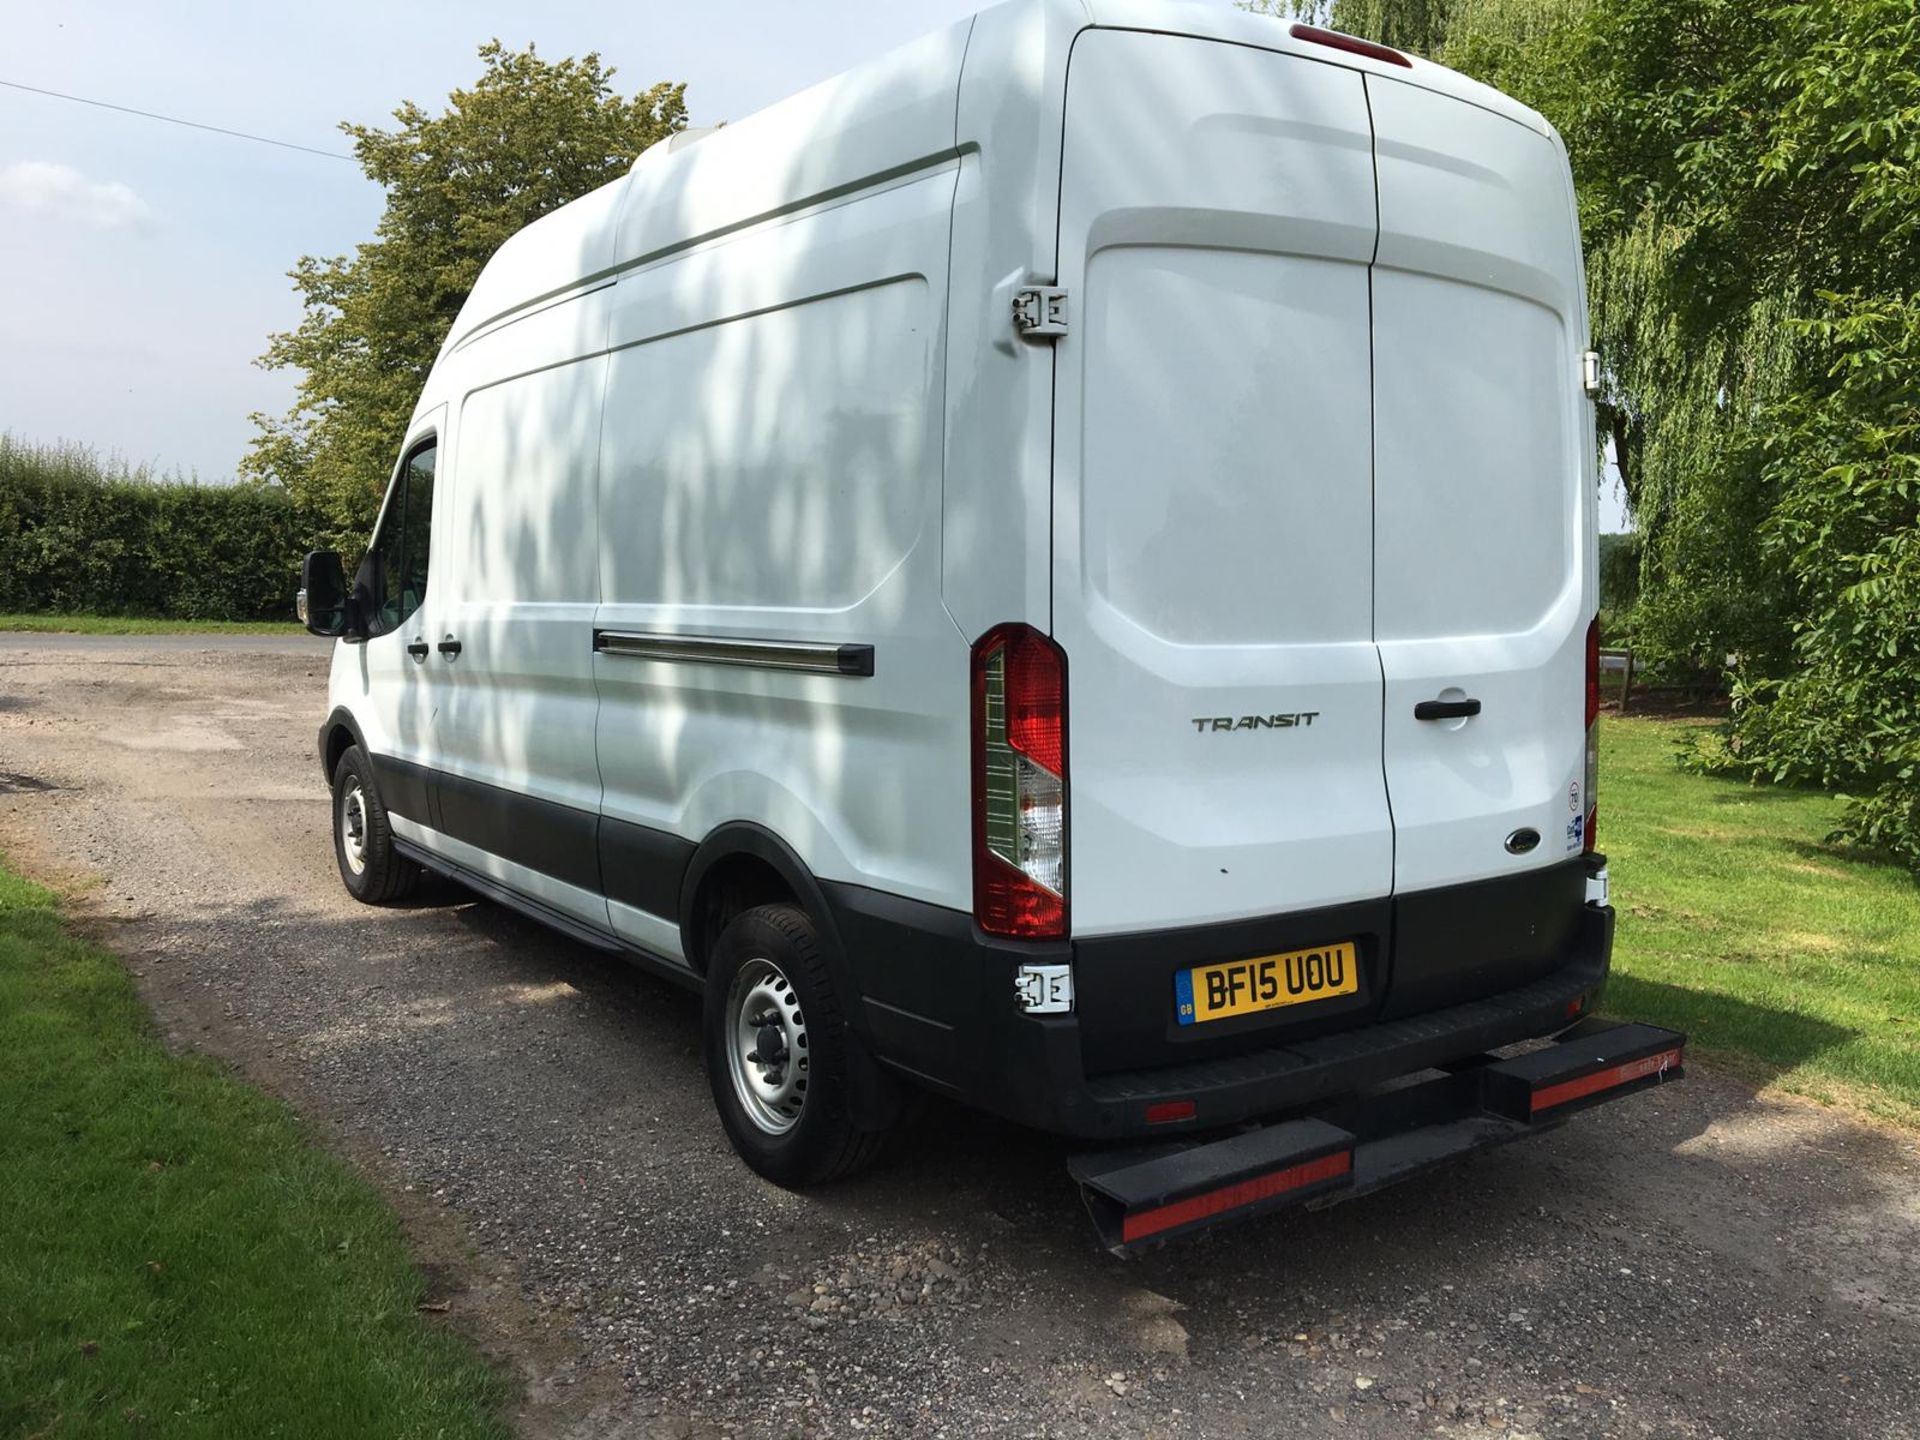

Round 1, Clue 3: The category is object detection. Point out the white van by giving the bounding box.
[300,0,1684,1250]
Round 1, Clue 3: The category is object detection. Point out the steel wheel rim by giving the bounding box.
[726,956,809,1135]
[340,782,369,876]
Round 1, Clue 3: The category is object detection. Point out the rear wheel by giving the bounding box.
[331,745,421,904]
[703,904,887,1186]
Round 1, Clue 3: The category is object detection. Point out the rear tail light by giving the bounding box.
[1584,617,1600,852]
[972,624,1068,938]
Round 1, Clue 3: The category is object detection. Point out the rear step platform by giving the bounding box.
[1069,1019,1684,1255]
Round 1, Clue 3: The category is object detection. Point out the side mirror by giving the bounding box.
[298,549,351,637]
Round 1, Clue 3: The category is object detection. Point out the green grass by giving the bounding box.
[0,613,299,635]
[0,860,508,1438]
[1603,715,1920,1124]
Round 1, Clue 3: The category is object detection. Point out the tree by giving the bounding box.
[1242,0,1920,871]
[1513,0,1920,868]
[244,41,687,549]
[1241,0,1452,56]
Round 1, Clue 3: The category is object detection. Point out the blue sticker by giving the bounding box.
[1174,969,1196,1026]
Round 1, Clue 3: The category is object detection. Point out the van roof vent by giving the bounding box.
[1289,23,1414,69]
[632,125,719,170]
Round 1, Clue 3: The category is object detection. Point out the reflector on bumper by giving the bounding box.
[1068,1019,1686,1255]
[1481,1020,1686,1122]
[1069,1119,1355,1252]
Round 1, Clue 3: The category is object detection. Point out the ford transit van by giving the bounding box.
[299,0,1684,1251]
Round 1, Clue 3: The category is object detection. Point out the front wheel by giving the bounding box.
[331,745,421,904]
[703,904,887,1186]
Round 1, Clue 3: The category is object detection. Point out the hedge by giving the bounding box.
[0,435,311,622]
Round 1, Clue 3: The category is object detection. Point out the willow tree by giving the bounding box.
[244,42,687,549]
[1241,0,1451,54]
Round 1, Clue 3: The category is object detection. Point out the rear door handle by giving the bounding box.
[1415,697,1481,721]
[405,639,430,661]
[437,636,462,658]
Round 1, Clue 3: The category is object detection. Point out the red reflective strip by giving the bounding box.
[1119,1150,1352,1244]
[1531,1047,1683,1115]
[1145,1100,1196,1125]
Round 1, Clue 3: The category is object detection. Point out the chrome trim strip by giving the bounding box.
[593,630,875,677]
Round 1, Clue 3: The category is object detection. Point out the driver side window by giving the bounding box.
[366,439,437,634]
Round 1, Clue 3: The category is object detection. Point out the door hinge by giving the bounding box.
[1014,962,1074,1014]
[1012,285,1068,341]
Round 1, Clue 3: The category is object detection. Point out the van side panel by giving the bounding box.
[598,280,927,611]
[442,175,626,356]
[424,293,612,929]
[594,165,969,944]
[615,23,970,278]
[940,0,1083,639]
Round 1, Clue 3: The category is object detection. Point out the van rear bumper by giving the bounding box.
[824,878,1613,1142]
[1072,1015,1681,1254]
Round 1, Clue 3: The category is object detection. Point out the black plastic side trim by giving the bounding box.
[369,753,434,827]
[600,817,695,919]
[823,879,1067,1097]
[316,706,369,783]
[434,770,600,893]
[390,835,701,994]
[678,822,848,968]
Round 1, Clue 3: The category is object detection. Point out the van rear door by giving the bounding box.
[1049,30,1392,943]
[1366,79,1594,1012]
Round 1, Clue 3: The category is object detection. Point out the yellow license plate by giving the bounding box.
[1175,941,1360,1026]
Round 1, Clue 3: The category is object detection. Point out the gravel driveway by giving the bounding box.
[3,635,1916,1439]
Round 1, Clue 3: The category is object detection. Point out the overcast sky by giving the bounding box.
[1,0,1627,528]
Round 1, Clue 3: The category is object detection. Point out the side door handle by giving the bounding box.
[405,639,430,662]
[437,636,462,659]
[1415,697,1482,721]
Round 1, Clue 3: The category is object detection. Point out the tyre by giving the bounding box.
[703,903,888,1186]
[330,745,422,904]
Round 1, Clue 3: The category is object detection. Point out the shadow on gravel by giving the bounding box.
[114,860,1920,1440]
[346,886,1721,1260]
[221,877,1911,1315]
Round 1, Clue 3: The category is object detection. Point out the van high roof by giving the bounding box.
[441,0,1551,359]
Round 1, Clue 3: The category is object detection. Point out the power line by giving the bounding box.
[0,78,356,163]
